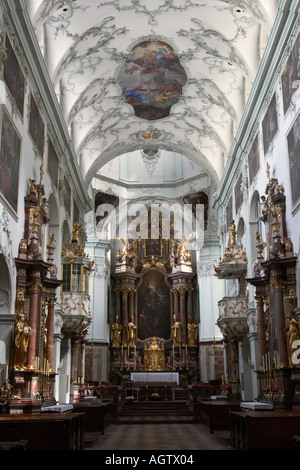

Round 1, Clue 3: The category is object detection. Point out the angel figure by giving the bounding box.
[177,234,192,262]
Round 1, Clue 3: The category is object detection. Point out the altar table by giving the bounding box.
[130,372,179,385]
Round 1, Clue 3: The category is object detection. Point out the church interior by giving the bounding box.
[0,0,300,452]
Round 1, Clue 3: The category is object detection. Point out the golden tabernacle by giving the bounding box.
[143,338,165,371]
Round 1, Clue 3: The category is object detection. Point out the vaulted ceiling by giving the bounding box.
[26,0,278,188]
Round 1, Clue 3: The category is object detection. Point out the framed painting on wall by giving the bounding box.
[64,177,71,215]
[73,199,80,223]
[29,93,45,158]
[262,93,278,155]
[226,196,233,230]
[287,112,300,210]
[47,137,59,188]
[234,173,243,214]
[3,34,25,117]
[281,31,300,114]
[247,135,260,186]
[0,107,22,213]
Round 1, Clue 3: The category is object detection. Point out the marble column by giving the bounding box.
[129,289,135,322]
[121,288,129,345]
[179,287,187,345]
[27,280,41,370]
[255,295,266,361]
[71,338,82,383]
[172,289,179,319]
[115,288,121,320]
[270,271,288,368]
[187,288,193,319]
[46,297,56,372]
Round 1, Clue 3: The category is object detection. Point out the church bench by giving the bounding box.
[230,410,300,450]
[194,400,241,433]
[0,412,84,450]
[72,402,112,434]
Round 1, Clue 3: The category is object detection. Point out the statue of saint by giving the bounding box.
[110,315,122,348]
[127,317,137,348]
[171,314,181,347]
[187,315,198,347]
[72,220,81,244]
[229,220,237,246]
[13,312,30,370]
[286,318,300,366]
[0,379,13,403]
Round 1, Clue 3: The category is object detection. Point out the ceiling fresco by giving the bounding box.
[25,0,278,185]
[117,40,187,120]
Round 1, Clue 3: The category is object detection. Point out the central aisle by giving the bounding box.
[86,421,231,450]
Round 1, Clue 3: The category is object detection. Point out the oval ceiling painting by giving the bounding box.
[118,40,187,120]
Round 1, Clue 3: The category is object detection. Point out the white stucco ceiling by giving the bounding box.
[26,0,278,187]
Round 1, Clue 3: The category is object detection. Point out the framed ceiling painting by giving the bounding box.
[118,40,187,120]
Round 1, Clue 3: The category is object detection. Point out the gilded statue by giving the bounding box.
[177,235,192,263]
[286,318,300,367]
[229,220,237,246]
[72,220,81,244]
[127,316,137,347]
[13,311,30,370]
[187,315,198,347]
[110,315,122,348]
[171,314,181,347]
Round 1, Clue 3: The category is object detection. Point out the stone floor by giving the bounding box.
[85,419,231,451]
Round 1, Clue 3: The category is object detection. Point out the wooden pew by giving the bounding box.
[194,400,241,433]
[0,412,84,450]
[73,401,112,434]
[231,410,300,450]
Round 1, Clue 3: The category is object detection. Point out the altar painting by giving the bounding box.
[118,40,187,120]
[137,270,171,340]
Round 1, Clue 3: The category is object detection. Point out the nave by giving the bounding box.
[85,421,230,451]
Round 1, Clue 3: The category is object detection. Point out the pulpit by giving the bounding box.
[143,338,165,371]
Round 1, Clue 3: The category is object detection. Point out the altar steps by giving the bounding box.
[118,399,194,424]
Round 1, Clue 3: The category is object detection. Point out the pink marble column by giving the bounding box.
[27,281,41,370]
[47,297,56,372]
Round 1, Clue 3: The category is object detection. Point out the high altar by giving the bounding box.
[110,220,199,382]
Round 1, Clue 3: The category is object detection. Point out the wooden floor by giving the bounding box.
[85,418,231,451]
